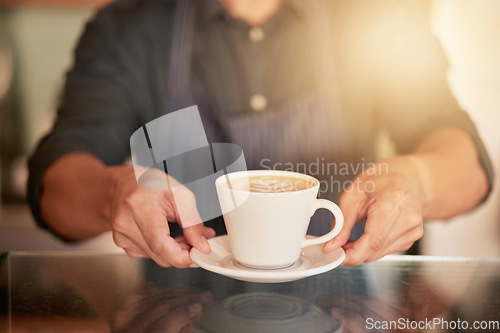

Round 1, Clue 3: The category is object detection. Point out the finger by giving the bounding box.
[112,204,175,266]
[183,224,212,254]
[170,185,204,229]
[123,249,148,258]
[151,236,193,268]
[323,219,353,253]
[176,227,215,249]
[129,234,180,268]
[112,209,148,252]
[173,236,193,251]
[113,228,151,259]
[135,213,193,268]
[341,201,398,265]
[365,224,423,262]
[341,228,389,266]
[113,232,141,255]
[324,187,368,252]
[180,227,216,241]
[341,238,369,266]
[203,226,216,239]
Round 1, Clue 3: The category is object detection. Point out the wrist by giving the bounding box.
[41,153,114,239]
[70,155,116,233]
[378,155,433,216]
[101,165,137,223]
[398,155,433,217]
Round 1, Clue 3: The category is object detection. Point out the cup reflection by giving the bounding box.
[190,292,342,333]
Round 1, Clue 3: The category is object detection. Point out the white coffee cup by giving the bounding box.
[215,170,344,269]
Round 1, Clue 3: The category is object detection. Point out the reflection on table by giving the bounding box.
[1,253,499,332]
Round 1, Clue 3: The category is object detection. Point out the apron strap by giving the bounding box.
[308,0,341,96]
[165,0,228,237]
[306,0,348,150]
[167,0,196,112]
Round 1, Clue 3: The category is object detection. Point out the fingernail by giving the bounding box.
[188,303,203,317]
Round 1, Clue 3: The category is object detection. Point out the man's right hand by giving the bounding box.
[107,165,215,268]
[40,153,214,268]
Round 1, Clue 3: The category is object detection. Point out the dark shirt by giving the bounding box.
[28,0,494,230]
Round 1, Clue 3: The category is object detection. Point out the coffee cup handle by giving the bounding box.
[301,199,344,248]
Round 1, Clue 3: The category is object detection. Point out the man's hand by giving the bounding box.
[323,128,489,265]
[108,166,215,268]
[323,156,424,265]
[40,153,215,268]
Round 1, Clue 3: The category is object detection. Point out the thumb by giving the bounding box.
[170,185,204,228]
[168,183,212,254]
[183,224,212,254]
[324,189,368,252]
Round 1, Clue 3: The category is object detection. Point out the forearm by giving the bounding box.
[40,152,116,240]
[408,127,489,220]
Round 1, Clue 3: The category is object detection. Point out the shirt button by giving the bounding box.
[250,94,268,112]
[249,27,265,43]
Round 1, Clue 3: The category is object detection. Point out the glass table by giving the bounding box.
[1,252,499,332]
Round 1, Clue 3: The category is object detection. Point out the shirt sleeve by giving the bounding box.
[27,1,170,230]
[369,0,494,194]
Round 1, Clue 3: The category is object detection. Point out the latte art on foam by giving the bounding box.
[228,175,315,193]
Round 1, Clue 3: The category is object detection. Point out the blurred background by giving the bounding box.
[0,0,498,256]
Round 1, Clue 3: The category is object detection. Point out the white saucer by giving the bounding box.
[190,235,345,283]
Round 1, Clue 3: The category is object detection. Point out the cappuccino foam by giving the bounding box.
[228,175,315,193]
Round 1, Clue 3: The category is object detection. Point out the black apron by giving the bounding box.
[166,0,365,238]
